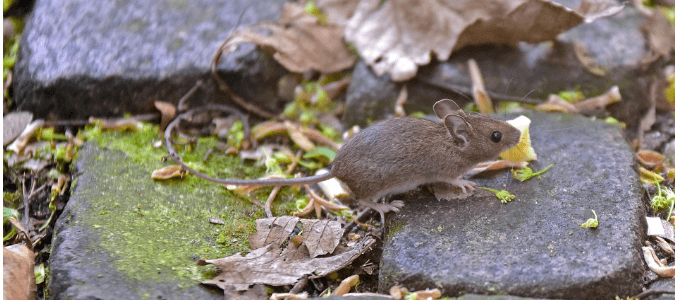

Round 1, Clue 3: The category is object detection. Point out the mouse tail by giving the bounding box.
[190,168,335,187]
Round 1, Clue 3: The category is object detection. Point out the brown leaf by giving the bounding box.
[534,94,579,113]
[395,85,409,117]
[636,150,665,168]
[338,0,623,81]
[469,59,494,114]
[251,121,287,141]
[573,86,621,112]
[151,165,185,180]
[224,2,355,74]
[89,117,141,131]
[643,246,675,277]
[299,218,344,258]
[470,160,528,174]
[3,111,33,146]
[4,244,36,300]
[201,235,376,290]
[7,120,44,154]
[249,216,300,250]
[285,121,315,151]
[154,101,176,131]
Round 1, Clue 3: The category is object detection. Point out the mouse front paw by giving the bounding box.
[448,178,476,194]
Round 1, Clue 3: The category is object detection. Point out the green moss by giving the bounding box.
[3,191,22,208]
[75,123,301,287]
[386,220,405,240]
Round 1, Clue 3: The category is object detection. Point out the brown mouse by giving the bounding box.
[192,99,521,221]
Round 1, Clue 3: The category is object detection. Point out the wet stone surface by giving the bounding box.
[14,0,288,120]
[379,112,647,299]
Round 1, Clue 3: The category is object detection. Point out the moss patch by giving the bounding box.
[75,123,299,286]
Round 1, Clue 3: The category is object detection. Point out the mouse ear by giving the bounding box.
[443,114,470,148]
[434,99,464,119]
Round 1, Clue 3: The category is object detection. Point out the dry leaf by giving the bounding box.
[534,94,580,113]
[223,2,355,74]
[250,216,344,258]
[154,101,176,131]
[3,111,33,146]
[3,244,36,300]
[333,275,359,295]
[251,121,287,140]
[249,216,301,250]
[643,246,675,277]
[573,85,621,112]
[7,120,44,154]
[299,218,344,258]
[285,121,315,151]
[151,165,185,180]
[469,59,494,114]
[336,0,623,81]
[89,117,141,131]
[395,85,408,117]
[636,150,665,168]
[469,160,528,175]
[573,41,608,76]
[200,235,375,290]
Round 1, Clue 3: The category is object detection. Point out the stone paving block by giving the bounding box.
[14,0,288,120]
[379,112,646,299]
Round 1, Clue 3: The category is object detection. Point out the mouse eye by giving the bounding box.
[490,131,502,143]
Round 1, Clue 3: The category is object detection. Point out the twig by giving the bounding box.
[210,9,278,119]
[177,80,203,112]
[265,187,282,218]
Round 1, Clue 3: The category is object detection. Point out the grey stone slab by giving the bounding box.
[49,144,226,300]
[14,0,288,120]
[343,4,664,132]
[379,112,647,299]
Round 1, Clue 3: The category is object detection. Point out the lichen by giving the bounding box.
[75,123,300,286]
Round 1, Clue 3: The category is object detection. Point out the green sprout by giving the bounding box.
[512,164,553,182]
[226,121,245,150]
[480,187,515,203]
[650,181,675,222]
[3,207,20,242]
[580,210,598,229]
[35,263,45,284]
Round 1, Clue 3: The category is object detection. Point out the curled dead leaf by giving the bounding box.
[534,94,580,113]
[573,86,621,112]
[89,117,141,131]
[333,275,359,295]
[222,2,355,74]
[285,121,315,151]
[337,0,623,81]
[151,165,185,180]
[643,246,675,277]
[469,59,494,114]
[154,101,176,131]
[637,150,665,168]
[7,120,44,154]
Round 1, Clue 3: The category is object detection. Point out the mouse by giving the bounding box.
[189,99,521,222]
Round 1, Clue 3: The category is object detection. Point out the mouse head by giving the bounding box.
[433,99,521,158]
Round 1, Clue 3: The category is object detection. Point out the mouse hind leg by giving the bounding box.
[358,199,404,224]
